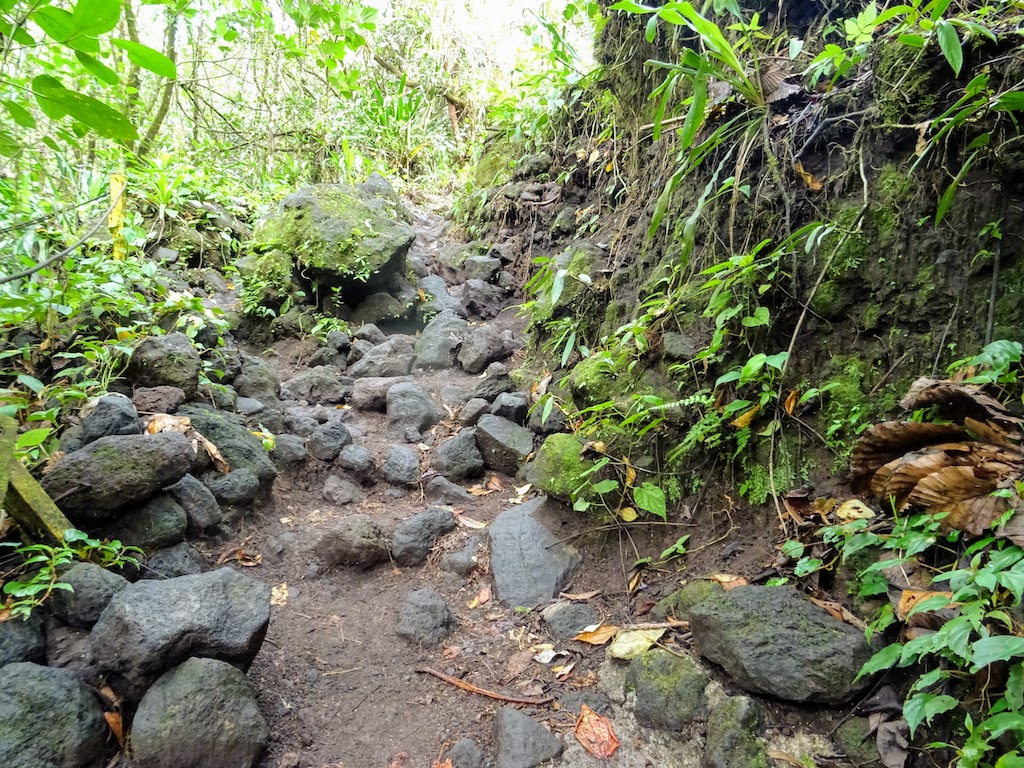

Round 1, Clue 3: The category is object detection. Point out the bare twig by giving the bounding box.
[416,667,553,706]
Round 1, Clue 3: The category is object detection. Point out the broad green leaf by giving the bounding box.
[995,753,1024,768]
[31,76,137,142]
[971,635,1024,672]
[0,130,20,157]
[740,353,767,382]
[855,642,902,681]
[549,268,566,306]
[764,351,789,370]
[1006,662,1024,711]
[679,72,707,151]
[996,92,1024,111]
[4,22,35,45]
[903,692,958,737]
[30,6,75,40]
[75,51,119,85]
[781,539,804,559]
[16,427,52,449]
[742,306,770,327]
[609,0,657,12]
[16,373,44,393]
[64,35,100,54]
[111,38,177,79]
[634,482,666,520]
[591,478,619,494]
[72,0,121,36]
[3,99,36,129]
[935,21,962,76]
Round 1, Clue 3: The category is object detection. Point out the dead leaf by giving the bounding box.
[467,486,496,497]
[907,464,1024,544]
[486,475,506,492]
[442,646,462,660]
[792,160,825,193]
[619,506,638,522]
[146,414,229,473]
[387,752,408,768]
[896,589,954,622]
[809,597,867,630]
[851,421,969,492]
[533,648,567,664]
[467,585,491,609]
[271,583,288,606]
[502,650,534,683]
[784,389,799,415]
[768,750,807,768]
[574,624,619,646]
[554,660,576,680]
[453,510,487,529]
[560,590,601,600]
[432,760,455,768]
[877,719,910,768]
[104,712,125,746]
[709,573,748,590]
[624,458,637,488]
[835,499,876,522]
[608,628,665,659]
[900,378,1024,428]
[730,404,761,429]
[574,704,620,758]
[417,287,428,302]
[217,547,262,567]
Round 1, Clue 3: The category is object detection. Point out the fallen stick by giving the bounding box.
[416,667,554,706]
[622,620,689,631]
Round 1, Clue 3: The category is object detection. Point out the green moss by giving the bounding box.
[877,163,914,206]
[811,279,844,319]
[875,44,940,124]
[835,718,880,766]
[567,352,618,407]
[705,696,768,768]
[651,579,725,621]
[472,138,519,187]
[525,433,594,500]
[625,649,710,731]
[859,302,883,331]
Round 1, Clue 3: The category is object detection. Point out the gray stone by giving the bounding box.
[254,407,285,434]
[514,152,552,178]
[77,394,140,447]
[90,568,270,700]
[44,623,94,679]
[463,255,501,283]
[352,294,410,327]
[280,365,348,404]
[348,337,416,378]
[386,381,443,436]
[307,418,353,461]
[470,362,514,401]
[203,468,261,505]
[459,398,490,426]
[626,649,710,731]
[662,331,698,361]
[50,562,128,628]
[687,585,875,704]
[0,613,44,667]
[490,392,528,424]
[488,497,581,609]
[460,279,502,319]
[132,385,187,415]
[233,353,281,403]
[0,662,106,768]
[426,476,476,505]
[703,695,766,768]
[528,401,567,435]
[396,588,455,646]
[391,508,457,566]
[166,474,223,533]
[129,332,202,397]
[141,543,206,580]
[41,432,193,519]
[440,540,480,577]
[235,396,265,415]
[430,429,484,480]
[347,338,375,364]
[131,658,268,768]
[350,376,412,411]
[353,323,388,345]
[326,330,351,351]
[336,443,374,484]
[178,405,277,491]
[550,206,575,238]
[408,255,429,278]
[413,312,469,370]
[381,444,420,487]
[447,738,485,768]
[198,383,237,411]
[542,601,600,641]
[835,717,881,766]
[557,691,612,716]
[475,415,533,475]
[457,325,509,375]
[102,493,187,551]
[323,476,367,505]
[283,412,319,437]
[314,515,389,569]
[494,707,563,768]
[418,274,465,318]
[271,433,307,467]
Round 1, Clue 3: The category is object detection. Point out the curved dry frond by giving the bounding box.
[851,421,969,492]
[900,378,1024,428]
[905,465,1019,541]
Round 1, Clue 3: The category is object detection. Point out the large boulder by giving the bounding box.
[129,332,202,397]
[413,312,469,370]
[177,406,277,492]
[280,365,348,404]
[348,337,416,378]
[233,353,281,404]
[687,586,875,704]
[524,433,592,501]
[0,662,106,768]
[386,382,443,437]
[242,176,415,310]
[430,429,485,480]
[50,562,129,628]
[488,497,581,609]
[457,324,510,374]
[41,432,193,519]
[90,568,270,699]
[73,394,141,449]
[314,515,390,569]
[474,415,533,475]
[99,493,187,551]
[130,658,268,768]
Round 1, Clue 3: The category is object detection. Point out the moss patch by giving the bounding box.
[525,433,594,501]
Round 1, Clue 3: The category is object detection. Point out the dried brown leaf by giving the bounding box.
[900,378,1024,427]
[104,712,125,746]
[467,585,491,609]
[502,650,533,683]
[784,389,799,416]
[792,160,824,193]
[877,719,910,768]
[574,624,619,645]
[906,464,1024,544]
[709,573,748,590]
[851,421,969,492]
[574,704,620,758]
[809,597,867,630]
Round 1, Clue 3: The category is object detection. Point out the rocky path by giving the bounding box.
[1,184,883,768]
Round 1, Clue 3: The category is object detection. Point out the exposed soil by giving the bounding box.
[209,212,848,768]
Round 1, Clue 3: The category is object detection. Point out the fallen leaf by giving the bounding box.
[486,475,506,492]
[533,648,567,664]
[453,511,487,529]
[730,404,761,429]
[896,589,955,628]
[900,378,1024,428]
[217,547,262,567]
[877,718,910,768]
[624,458,637,488]
[560,590,601,600]
[104,712,125,746]
[619,506,638,522]
[608,628,665,660]
[467,486,496,496]
[835,499,876,521]
[503,649,533,682]
[387,752,408,768]
[784,389,799,415]
[709,573,748,590]
[271,583,288,606]
[574,704,620,758]
[554,660,576,680]
[574,624,619,646]
[768,750,807,768]
[442,646,462,660]
[467,585,491,609]
[432,760,454,768]
[851,421,969,492]
[514,483,532,496]
[793,159,825,192]
[809,597,867,630]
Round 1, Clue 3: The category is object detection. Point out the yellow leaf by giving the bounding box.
[608,628,665,659]
[835,499,876,521]
[784,389,799,415]
[623,458,637,488]
[271,583,288,606]
[619,506,638,522]
[730,404,761,429]
[574,624,619,645]
[792,160,824,193]
[604,162,613,173]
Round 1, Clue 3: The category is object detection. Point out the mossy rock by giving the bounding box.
[473,137,520,188]
[525,433,594,501]
[835,717,881,766]
[651,579,725,621]
[625,649,710,731]
[533,242,602,323]
[704,694,768,768]
[567,352,619,408]
[243,174,415,311]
